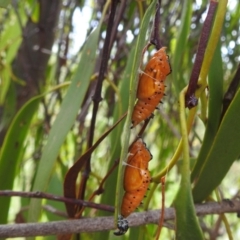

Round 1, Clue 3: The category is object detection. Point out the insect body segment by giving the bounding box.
[121,138,152,218]
[132,84,166,127]
[114,215,129,236]
[131,47,171,127]
[114,138,152,236]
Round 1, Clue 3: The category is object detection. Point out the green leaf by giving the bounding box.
[0,67,11,105]
[0,82,67,224]
[31,1,40,23]
[172,0,192,93]
[175,186,204,240]
[0,0,10,8]
[174,91,204,240]
[191,41,223,180]
[0,95,41,224]
[193,88,240,202]
[0,82,16,131]
[28,26,101,222]
[45,173,65,221]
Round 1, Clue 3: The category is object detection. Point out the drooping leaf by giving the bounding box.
[28,25,102,223]
[64,113,126,218]
[193,88,240,202]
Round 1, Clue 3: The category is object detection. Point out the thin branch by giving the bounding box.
[0,200,240,238]
[185,0,218,108]
[42,205,68,218]
[77,0,119,210]
[0,190,114,213]
[109,0,127,49]
[150,0,162,49]
[75,159,119,217]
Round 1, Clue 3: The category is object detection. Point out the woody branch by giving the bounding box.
[0,200,239,238]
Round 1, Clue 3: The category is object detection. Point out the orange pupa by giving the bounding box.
[131,47,171,127]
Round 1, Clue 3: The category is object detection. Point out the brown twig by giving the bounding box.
[109,0,127,49]
[75,158,119,218]
[137,117,152,138]
[42,205,68,218]
[0,190,114,213]
[185,0,218,109]
[77,0,119,211]
[150,0,162,49]
[0,200,240,238]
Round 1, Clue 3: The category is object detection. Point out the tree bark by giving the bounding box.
[12,0,61,109]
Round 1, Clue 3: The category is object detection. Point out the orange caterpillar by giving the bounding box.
[131,47,171,127]
[114,138,152,235]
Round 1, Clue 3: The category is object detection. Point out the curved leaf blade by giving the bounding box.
[174,91,204,240]
[64,113,126,217]
[175,186,204,240]
[0,95,41,224]
[193,88,240,202]
[28,26,101,222]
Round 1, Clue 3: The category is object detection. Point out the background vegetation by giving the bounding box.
[0,0,240,239]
